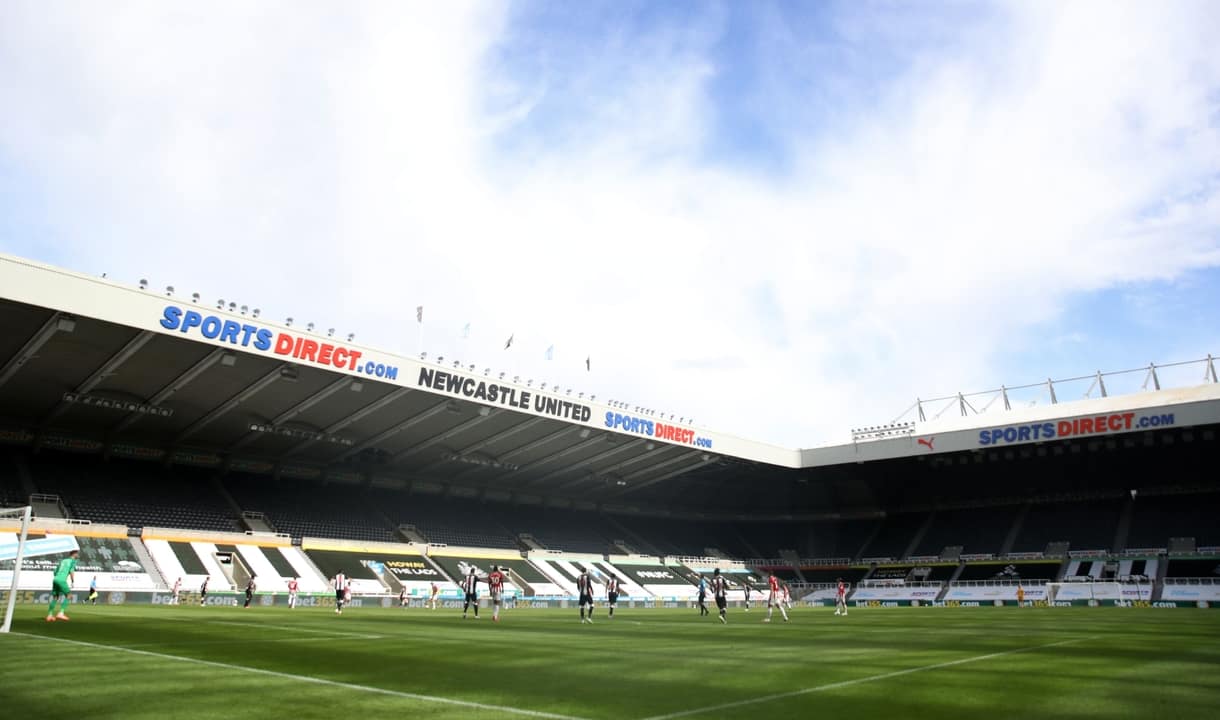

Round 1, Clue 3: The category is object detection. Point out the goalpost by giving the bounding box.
[1,505,34,633]
[1045,581,1127,605]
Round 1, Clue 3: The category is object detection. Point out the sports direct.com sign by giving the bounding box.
[978,411,1176,447]
[160,305,400,380]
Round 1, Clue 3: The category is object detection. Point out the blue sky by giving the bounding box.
[1,1,1218,447]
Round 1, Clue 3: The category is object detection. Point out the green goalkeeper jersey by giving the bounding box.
[53,557,77,581]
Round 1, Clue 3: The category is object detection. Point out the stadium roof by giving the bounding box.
[0,253,797,505]
[2,251,1218,507]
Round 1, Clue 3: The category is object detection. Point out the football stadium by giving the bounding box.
[1,251,1219,719]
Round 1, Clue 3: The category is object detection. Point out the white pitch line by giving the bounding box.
[638,636,1095,720]
[9,632,589,720]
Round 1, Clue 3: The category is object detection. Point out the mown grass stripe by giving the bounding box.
[639,636,1096,720]
[9,631,590,720]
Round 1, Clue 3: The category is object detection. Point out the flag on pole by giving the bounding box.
[462,323,471,339]
[586,356,591,372]
[545,345,554,360]
[416,306,423,323]
[504,334,514,350]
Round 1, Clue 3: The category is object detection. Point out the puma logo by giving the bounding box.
[917,437,934,451]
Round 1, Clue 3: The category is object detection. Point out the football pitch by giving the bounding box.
[2,604,1218,719]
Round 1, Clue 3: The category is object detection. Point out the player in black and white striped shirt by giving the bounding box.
[604,574,619,618]
[461,568,481,619]
[710,568,728,624]
[333,571,347,614]
[577,568,595,624]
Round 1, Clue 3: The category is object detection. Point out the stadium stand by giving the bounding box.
[797,565,870,583]
[914,506,1019,557]
[0,453,23,507]
[864,512,929,560]
[803,517,880,561]
[499,506,617,554]
[733,521,805,558]
[1012,499,1122,553]
[1127,491,1220,550]
[1164,558,1220,579]
[225,474,395,542]
[372,491,520,549]
[613,515,722,557]
[956,560,1061,581]
[20,450,240,531]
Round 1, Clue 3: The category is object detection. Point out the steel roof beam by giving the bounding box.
[282,387,411,456]
[0,312,68,390]
[112,348,226,432]
[515,435,642,487]
[228,376,353,451]
[414,417,546,474]
[174,364,288,442]
[551,439,648,489]
[334,398,452,461]
[448,425,575,483]
[601,451,707,498]
[390,408,502,463]
[42,330,154,426]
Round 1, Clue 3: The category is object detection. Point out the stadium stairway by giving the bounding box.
[603,515,660,557]
[529,557,580,595]
[396,525,428,544]
[779,550,806,582]
[129,537,167,589]
[853,519,884,562]
[902,512,937,561]
[999,503,1030,557]
[13,452,37,498]
[935,562,969,601]
[1153,554,1170,600]
[1113,498,1135,554]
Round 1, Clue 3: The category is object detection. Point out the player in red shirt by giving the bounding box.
[764,572,789,623]
[488,565,506,622]
[287,577,299,609]
[834,577,848,616]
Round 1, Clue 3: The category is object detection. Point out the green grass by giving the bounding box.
[2,603,1218,719]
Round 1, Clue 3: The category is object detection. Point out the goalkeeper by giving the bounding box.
[46,549,79,622]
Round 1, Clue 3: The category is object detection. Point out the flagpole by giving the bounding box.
[416,306,424,355]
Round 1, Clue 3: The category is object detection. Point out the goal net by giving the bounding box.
[1045,581,1128,604]
[1,506,34,633]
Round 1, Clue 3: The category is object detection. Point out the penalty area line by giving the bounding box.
[638,635,1097,720]
[10,632,589,720]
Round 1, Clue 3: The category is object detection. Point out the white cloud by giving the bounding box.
[0,0,1217,448]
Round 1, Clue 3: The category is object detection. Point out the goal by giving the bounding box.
[1045,581,1130,604]
[1,505,34,633]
